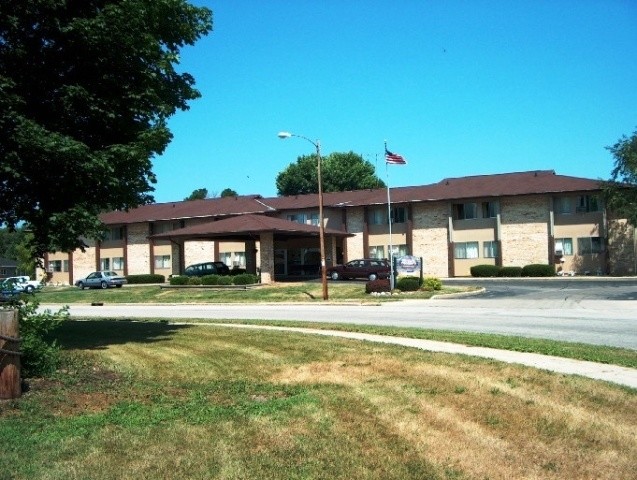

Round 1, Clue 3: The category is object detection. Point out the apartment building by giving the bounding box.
[42,170,636,284]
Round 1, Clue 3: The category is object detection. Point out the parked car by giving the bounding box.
[0,278,25,302]
[184,262,230,277]
[75,271,127,289]
[3,275,42,293]
[326,258,391,281]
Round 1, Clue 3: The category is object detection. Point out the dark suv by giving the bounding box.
[184,261,231,277]
[326,258,391,281]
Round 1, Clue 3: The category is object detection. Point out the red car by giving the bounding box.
[326,258,391,281]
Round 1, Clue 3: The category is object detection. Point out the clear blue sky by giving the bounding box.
[152,0,637,202]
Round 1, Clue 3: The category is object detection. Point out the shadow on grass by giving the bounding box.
[55,319,192,351]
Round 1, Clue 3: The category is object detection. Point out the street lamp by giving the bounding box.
[277,131,328,300]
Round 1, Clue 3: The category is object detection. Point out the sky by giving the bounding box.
[151,0,637,203]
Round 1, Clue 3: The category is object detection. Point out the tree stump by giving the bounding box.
[0,309,21,399]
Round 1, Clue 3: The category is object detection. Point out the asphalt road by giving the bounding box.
[41,278,637,350]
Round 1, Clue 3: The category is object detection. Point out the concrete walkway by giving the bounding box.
[204,323,637,390]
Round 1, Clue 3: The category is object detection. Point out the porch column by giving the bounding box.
[258,232,275,284]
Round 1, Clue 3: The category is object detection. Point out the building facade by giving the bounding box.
[42,171,637,284]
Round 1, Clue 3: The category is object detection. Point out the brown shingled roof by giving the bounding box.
[151,214,352,240]
[100,195,275,224]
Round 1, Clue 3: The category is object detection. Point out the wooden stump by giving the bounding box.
[0,309,21,399]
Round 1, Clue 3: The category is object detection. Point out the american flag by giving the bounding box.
[385,148,406,165]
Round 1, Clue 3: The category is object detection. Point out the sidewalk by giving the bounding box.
[207,323,637,389]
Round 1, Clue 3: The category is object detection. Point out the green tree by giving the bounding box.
[0,1,213,260]
[220,188,238,197]
[604,129,637,225]
[184,188,209,201]
[276,151,385,196]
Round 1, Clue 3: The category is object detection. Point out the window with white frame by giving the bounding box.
[154,255,171,269]
[453,203,478,220]
[112,257,125,270]
[100,258,110,270]
[368,208,386,225]
[481,201,498,218]
[576,195,600,213]
[391,206,406,223]
[233,252,246,268]
[554,238,573,256]
[389,244,408,257]
[368,245,385,259]
[454,241,479,259]
[554,197,572,215]
[577,237,603,255]
[483,241,498,258]
[219,252,232,266]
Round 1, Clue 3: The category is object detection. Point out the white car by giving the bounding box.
[2,276,42,294]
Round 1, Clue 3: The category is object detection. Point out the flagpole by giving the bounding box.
[385,141,394,291]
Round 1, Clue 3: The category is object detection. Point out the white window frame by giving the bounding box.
[555,238,573,256]
[154,255,171,269]
[368,245,385,259]
[454,241,479,259]
[483,241,498,258]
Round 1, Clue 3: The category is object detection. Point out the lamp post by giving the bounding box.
[277,131,329,300]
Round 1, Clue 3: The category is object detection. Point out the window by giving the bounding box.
[154,255,171,269]
[576,195,600,213]
[453,203,477,220]
[308,213,320,226]
[554,197,572,215]
[112,257,125,270]
[554,238,573,256]
[483,241,498,258]
[100,258,110,271]
[219,252,232,266]
[287,213,305,224]
[578,237,603,255]
[234,252,246,268]
[368,245,385,259]
[389,244,408,257]
[454,242,479,259]
[481,201,498,218]
[391,206,406,223]
[49,260,62,272]
[105,226,124,241]
[368,208,386,225]
[63,260,69,272]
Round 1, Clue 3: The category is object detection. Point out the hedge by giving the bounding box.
[521,264,555,277]
[169,276,189,285]
[396,276,421,292]
[201,274,220,285]
[232,273,259,285]
[470,264,500,277]
[126,274,165,284]
[497,266,522,277]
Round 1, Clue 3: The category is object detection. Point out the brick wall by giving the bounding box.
[500,196,549,266]
[412,202,450,278]
[345,207,365,260]
[126,223,151,274]
[183,240,216,266]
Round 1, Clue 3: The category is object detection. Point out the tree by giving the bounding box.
[220,188,238,197]
[184,188,209,201]
[604,129,637,225]
[0,1,213,260]
[276,152,385,196]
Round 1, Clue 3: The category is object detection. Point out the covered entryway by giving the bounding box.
[151,214,352,283]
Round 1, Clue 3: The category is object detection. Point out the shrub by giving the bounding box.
[169,276,189,286]
[188,277,202,285]
[422,276,442,291]
[470,264,500,277]
[365,278,390,294]
[521,264,555,277]
[396,276,421,292]
[232,273,258,285]
[498,266,522,277]
[230,267,247,275]
[217,276,232,286]
[7,298,69,378]
[126,274,165,284]
[201,274,220,285]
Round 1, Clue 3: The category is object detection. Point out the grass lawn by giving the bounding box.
[1,320,636,480]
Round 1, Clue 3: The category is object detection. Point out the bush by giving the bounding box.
[396,276,421,292]
[422,276,442,291]
[498,266,522,277]
[232,273,258,285]
[470,264,500,277]
[188,277,202,285]
[126,274,165,284]
[169,276,189,286]
[7,298,68,378]
[217,276,232,286]
[365,278,391,294]
[201,274,220,285]
[230,267,247,275]
[521,264,555,277]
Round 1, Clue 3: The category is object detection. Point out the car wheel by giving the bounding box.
[115,284,122,288]
[77,282,85,290]
[368,273,378,281]
[100,281,108,289]
[25,285,34,294]
[330,271,340,281]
